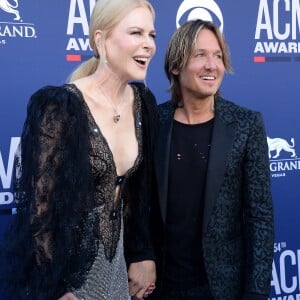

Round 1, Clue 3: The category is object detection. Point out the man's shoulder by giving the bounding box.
[217,96,261,121]
[158,100,174,114]
[158,100,174,122]
[158,100,173,109]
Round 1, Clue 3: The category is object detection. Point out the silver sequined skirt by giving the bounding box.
[73,222,129,300]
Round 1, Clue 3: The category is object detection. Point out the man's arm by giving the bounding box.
[243,112,274,297]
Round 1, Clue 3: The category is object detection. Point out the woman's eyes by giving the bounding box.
[130,31,156,39]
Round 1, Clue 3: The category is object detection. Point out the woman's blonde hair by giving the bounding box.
[68,0,155,82]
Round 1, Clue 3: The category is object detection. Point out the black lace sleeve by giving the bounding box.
[29,99,69,265]
[0,85,96,300]
[124,82,159,264]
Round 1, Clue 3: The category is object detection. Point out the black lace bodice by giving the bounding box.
[0,82,158,300]
[65,83,143,261]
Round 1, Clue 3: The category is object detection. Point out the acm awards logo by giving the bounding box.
[176,0,224,31]
[0,0,37,45]
[0,137,19,207]
[270,242,300,300]
[254,0,300,63]
[65,0,96,62]
[267,135,300,178]
[65,0,225,62]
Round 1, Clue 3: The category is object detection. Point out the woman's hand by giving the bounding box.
[128,260,156,300]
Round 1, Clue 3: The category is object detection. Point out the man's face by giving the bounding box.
[176,28,225,102]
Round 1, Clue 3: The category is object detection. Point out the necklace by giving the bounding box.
[99,86,126,123]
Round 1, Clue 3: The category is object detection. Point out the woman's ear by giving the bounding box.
[94,29,103,49]
[94,30,107,60]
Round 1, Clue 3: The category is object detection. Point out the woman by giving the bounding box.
[0,0,158,299]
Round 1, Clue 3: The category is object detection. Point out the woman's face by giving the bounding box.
[102,6,156,82]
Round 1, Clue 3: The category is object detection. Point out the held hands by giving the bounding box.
[128,260,156,300]
[57,292,78,300]
[57,261,156,300]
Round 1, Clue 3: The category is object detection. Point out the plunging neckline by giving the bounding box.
[66,83,142,180]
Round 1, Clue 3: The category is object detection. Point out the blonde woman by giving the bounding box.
[1,0,158,299]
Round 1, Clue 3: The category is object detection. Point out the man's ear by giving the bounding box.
[171,69,179,75]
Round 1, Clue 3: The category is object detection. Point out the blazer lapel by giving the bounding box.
[202,101,236,235]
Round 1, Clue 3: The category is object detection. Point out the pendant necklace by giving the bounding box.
[99,86,126,123]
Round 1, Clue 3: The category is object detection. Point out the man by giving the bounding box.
[149,19,274,300]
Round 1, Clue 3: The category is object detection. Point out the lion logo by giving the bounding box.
[0,0,20,21]
[267,136,296,159]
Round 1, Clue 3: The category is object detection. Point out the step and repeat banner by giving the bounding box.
[1,0,300,299]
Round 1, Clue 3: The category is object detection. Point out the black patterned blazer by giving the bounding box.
[151,96,274,300]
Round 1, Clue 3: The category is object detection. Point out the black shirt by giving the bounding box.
[163,118,214,290]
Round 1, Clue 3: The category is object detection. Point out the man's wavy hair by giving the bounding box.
[164,19,233,106]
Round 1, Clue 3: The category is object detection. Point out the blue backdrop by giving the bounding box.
[1,1,300,299]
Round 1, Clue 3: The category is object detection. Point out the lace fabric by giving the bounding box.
[0,86,95,299]
[66,83,143,261]
[0,82,158,300]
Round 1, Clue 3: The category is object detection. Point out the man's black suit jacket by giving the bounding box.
[151,96,274,300]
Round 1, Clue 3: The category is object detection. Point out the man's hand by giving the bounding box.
[58,292,77,300]
[128,260,156,300]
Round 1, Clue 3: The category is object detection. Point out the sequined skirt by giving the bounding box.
[73,222,129,300]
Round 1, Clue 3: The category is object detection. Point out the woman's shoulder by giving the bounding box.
[30,83,79,102]
[28,83,82,114]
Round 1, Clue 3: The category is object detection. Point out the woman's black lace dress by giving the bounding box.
[69,83,143,299]
[0,82,158,300]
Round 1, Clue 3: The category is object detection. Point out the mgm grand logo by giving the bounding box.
[267,136,300,178]
[0,0,20,21]
[0,0,37,40]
